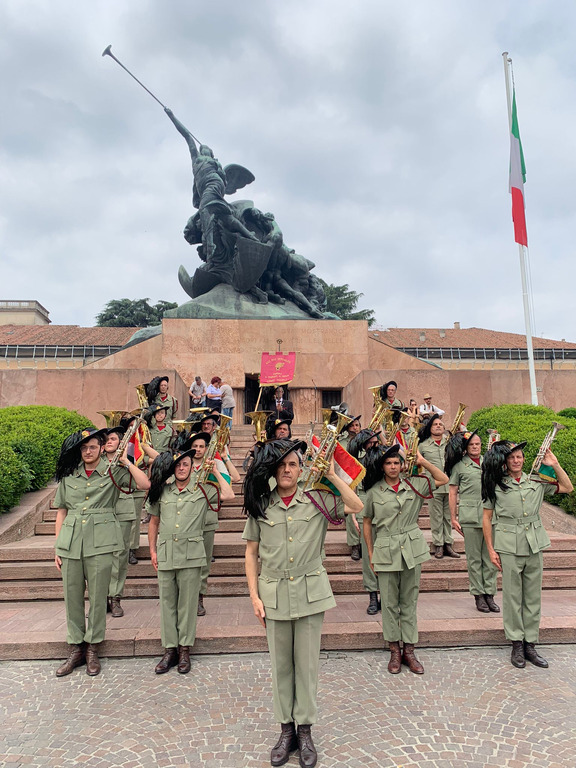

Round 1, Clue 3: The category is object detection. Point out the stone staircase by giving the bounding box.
[1,425,576,660]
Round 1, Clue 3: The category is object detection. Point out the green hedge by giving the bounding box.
[558,407,576,420]
[0,406,93,512]
[467,404,576,516]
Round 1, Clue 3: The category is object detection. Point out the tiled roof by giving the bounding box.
[0,325,140,346]
[370,327,576,350]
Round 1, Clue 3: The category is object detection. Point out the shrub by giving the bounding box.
[467,404,576,516]
[558,407,576,420]
[0,406,93,512]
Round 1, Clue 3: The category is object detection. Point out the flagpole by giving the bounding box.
[502,52,538,406]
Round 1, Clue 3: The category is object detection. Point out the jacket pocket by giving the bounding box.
[408,528,429,559]
[186,535,205,562]
[93,517,118,548]
[56,517,75,551]
[458,501,481,527]
[494,525,517,555]
[372,537,392,567]
[258,575,278,609]
[157,539,168,563]
[305,569,333,603]
[532,520,551,551]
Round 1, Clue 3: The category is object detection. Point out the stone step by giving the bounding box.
[1,591,575,661]
[3,568,576,602]
[3,549,576,584]
[3,529,576,563]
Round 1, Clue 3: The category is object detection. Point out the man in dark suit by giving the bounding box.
[273,386,294,420]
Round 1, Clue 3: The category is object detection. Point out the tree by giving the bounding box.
[95,298,178,327]
[318,280,376,326]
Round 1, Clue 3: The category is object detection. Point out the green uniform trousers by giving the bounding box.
[130,516,140,550]
[158,567,202,648]
[377,566,421,644]
[108,520,133,599]
[360,518,378,593]
[346,513,360,547]
[200,529,216,595]
[429,494,453,546]
[462,526,498,596]
[265,612,324,725]
[61,552,113,645]
[499,551,543,643]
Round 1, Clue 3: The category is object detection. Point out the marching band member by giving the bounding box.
[243,439,363,767]
[418,414,459,559]
[381,380,403,410]
[146,404,176,453]
[363,445,448,675]
[53,428,149,677]
[148,443,234,674]
[482,440,572,669]
[147,376,178,422]
[445,431,499,614]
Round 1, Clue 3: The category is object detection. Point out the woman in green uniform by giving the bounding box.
[54,428,150,677]
[148,445,234,674]
[363,444,448,675]
[482,440,573,669]
[446,430,499,614]
[418,413,459,559]
[146,404,175,453]
[243,439,363,768]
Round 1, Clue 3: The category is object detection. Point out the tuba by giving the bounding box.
[449,403,467,436]
[530,422,566,482]
[97,410,127,429]
[245,410,273,442]
[368,385,393,434]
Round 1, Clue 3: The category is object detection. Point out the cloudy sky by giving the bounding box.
[2,1,575,341]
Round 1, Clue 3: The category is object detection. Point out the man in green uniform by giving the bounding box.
[482,441,572,668]
[148,446,234,674]
[447,430,499,613]
[243,439,363,768]
[148,375,178,422]
[348,428,380,614]
[147,404,175,452]
[363,445,448,675]
[337,415,362,560]
[54,428,150,677]
[418,413,459,559]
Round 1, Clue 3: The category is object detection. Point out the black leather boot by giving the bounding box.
[366,592,379,615]
[511,640,526,668]
[524,642,549,668]
[474,595,490,613]
[297,725,317,768]
[270,722,297,766]
[484,594,500,613]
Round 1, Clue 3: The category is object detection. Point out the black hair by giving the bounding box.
[481,440,523,504]
[362,446,387,492]
[55,431,105,481]
[148,451,176,505]
[444,433,466,477]
[418,413,442,444]
[348,429,376,460]
[242,439,302,520]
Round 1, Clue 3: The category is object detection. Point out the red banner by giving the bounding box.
[260,352,296,386]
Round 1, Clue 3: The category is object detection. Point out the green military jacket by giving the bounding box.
[484,473,556,556]
[364,476,431,572]
[419,436,449,496]
[242,484,345,620]
[150,423,175,453]
[338,433,350,451]
[149,480,218,570]
[54,458,128,559]
[153,393,178,421]
[449,455,483,527]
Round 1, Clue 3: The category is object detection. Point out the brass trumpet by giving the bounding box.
[530,422,566,481]
[449,403,467,436]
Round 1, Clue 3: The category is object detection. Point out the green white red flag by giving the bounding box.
[311,435,365,492]
[509,87,528,247]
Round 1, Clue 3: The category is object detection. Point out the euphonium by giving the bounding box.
[449,403,467,436]
[301,424,339,491]
[109,418,140,468]
[530,421,566,481]
[136,383,149,409]
[321,409,353,440]
[368,385,392,433]
[245,410,273,442]
[97,410,127,429]
[193,414,233,491]
[404,422,422,477]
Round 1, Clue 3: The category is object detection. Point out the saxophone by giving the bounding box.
[529,422,566,482]
[193,414,232,491]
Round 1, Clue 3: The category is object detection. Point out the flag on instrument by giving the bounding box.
[310,435,365,493]
[207,452,231,486]
[536,464,557,483]
[509,87,528,247]
[127,425,146,466]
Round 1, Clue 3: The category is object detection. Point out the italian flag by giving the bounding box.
[509,87,528,247]
[310,436,366,493]
[208,452,231,486]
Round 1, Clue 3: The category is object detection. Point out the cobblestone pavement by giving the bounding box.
[1,646,575,768]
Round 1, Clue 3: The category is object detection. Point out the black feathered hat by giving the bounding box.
[145,376,169,404]
[362,444,403,492]
[148,448,197,505]
[106,426,126,438]
[191,413,220,433]
[418,412,442,443]
[55,428,108,481]
[342,415,361,432]
[481,439,527,504]
[444,430,480,477]
[243,439,306,520]
[266,415,293,440]
[348,429,377,459]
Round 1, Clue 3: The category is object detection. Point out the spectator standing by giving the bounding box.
[189,376,207,407]
[220,381,236,424]
[206,377,223,412]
